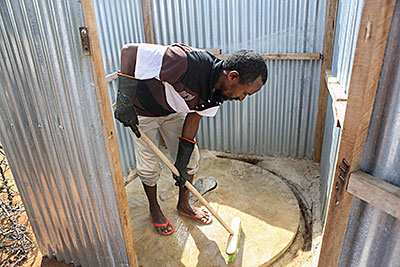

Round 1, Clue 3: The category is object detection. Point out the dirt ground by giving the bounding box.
[0,145,73,267]
[1,147,322,266]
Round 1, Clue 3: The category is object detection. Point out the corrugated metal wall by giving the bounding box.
[153,0,327,157]
[94,0,146,176]
[94,0,327,174]
[331,0,364,93]
[0,0,128,266]
[320,94,342,223]
[340,2,400,266]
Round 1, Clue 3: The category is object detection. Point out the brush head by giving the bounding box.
[226,217,242,262]
[227,252,237,262]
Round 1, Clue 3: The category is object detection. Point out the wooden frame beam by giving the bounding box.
[324,70,346,127]
[217,53,321,61]
[313,0,340,162]
[318,0,396,266]
[81,1,138,266]
[325,70,347,102]
[347,171,400,219]
[141,0,155,43]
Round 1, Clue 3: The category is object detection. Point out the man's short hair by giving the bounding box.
[222,50,268,84]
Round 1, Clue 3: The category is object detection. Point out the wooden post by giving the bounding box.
[318,0,396,266]
[141,0,155,43]
[80,1,139,266]
[313,0,339,162]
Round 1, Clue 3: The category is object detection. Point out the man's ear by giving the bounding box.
[227,70,239,81]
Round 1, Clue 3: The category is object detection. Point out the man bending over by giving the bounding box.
[114,43,268,235]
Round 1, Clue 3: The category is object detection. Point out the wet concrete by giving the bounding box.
[126,150,300,266]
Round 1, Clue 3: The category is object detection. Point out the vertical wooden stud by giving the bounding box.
[318,0,396,266]
[141,0,155,43]
[80,0,139,266]
[313,0,340,162]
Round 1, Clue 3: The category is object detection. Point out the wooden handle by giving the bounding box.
[183,181,234,235]
[130,128,234,235]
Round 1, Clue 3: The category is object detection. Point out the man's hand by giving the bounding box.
[114,106,140,137]
[173,137,196,187]
[114,74,141,138]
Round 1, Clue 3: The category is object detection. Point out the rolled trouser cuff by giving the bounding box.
[138,172,160,187]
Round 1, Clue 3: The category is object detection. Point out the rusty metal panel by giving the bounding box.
[0,0,128,266]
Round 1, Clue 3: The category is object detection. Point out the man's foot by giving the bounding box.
[149,210,174,235]
[177,206,213,225]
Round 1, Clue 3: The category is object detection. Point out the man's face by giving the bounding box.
[221,75,264,101]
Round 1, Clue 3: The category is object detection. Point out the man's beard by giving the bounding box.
[221,82,240,101]
[219,84,229,101]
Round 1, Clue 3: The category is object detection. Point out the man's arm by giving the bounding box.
[114,45,141,137]
[120,45,137,75]
[182,112,202,139]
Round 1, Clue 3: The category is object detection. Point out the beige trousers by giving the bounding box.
[133,113,200,186]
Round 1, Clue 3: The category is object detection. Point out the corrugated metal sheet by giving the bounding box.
[94,0,327,168]
[340,2,400,266]
[0,0,128,266]
[94,0,146,176]
[320,94,342,223]
[198,60,321,156]
[151,0,326,157]
[331,0,364,93]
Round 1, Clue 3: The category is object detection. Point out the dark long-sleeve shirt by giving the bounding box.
[119,43,225,117]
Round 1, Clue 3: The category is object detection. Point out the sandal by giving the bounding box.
[178,208,213,225]
[149,213,174,235]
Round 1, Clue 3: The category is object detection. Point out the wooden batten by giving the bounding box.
[325,70,347,103]
[204,48,222,54]
[313,0,340,163]
[347,171,400,219]
[325,70,347,127]
[217,53,321,61]
[81,0,138,266]
[141,0,155,43]
[318,1,397,266]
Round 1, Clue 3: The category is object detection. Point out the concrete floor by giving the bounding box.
[126,150,311,266]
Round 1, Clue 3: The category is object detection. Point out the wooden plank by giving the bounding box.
[105,71,117,83]
[325,70,347,102]
[217,53,321,61]
[80,1,138,266]
[347,171,400,219]
[141,0,155,43]
[325,69,339,85]
[318,1,396,266]
[313,0,340,162]
[203,48,222,55]
[328,83,347,102]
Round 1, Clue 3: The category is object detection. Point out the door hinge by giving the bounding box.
[79,27,91,56]
[334,158,350,206]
